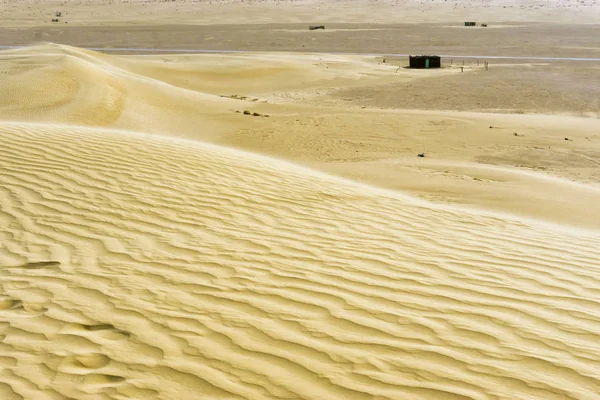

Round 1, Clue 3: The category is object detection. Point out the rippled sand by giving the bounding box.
[0,44,599,399]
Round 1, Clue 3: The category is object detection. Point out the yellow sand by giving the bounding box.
[1,44,599,399]
[2,0,599,26]
[1,44,599,229]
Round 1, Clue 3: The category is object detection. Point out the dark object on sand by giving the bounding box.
[409,55,441,69]
[418,153,425,158]
[51,18,59,22]
[309,25,325,30]
[465,22,476,26]
[481,23,488,27]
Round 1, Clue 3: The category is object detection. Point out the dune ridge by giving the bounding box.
[0,44,236,133]
[1,122,599,399]
[2,44,599,231]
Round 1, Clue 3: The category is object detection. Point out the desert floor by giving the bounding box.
[0,1,599,400]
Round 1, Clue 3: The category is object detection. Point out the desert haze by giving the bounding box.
[0,1,600,400]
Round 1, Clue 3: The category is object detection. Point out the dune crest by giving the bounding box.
[2,44,599,230]
[0,44,235,138]
[0,122,599,399]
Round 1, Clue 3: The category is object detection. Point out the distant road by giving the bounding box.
[1,45,599,61]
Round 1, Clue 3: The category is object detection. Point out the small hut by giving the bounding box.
[409,55,441,69]
[309,25,325,30]
[464,21,476,26]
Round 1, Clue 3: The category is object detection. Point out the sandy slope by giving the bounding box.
[1,122,600,400]
[0,44,238,138]
[0,44,599,230]
[0,43,599,399]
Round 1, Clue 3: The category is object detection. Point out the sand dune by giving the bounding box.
[1,44,599,231]
[1,121,599,399]
[0,43,599,399]
[0,44,237,137]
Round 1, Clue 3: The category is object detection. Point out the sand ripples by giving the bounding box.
[0,122,599,399]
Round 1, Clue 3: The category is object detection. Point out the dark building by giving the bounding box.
[464,21,477,26]
[409,55,441,69]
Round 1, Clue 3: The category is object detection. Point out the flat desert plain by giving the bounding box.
[0,1,599,399]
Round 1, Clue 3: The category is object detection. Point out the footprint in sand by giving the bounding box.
[58,353,111,374]
[75,353,111,369]
[0,298,23,311]
[0,297,47,317]
[54,350,125,394]
[82,374,127,392]
[1,261,61,271]
[84,323,131,341]
[60,322,131,341]
[13,261,61,269]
